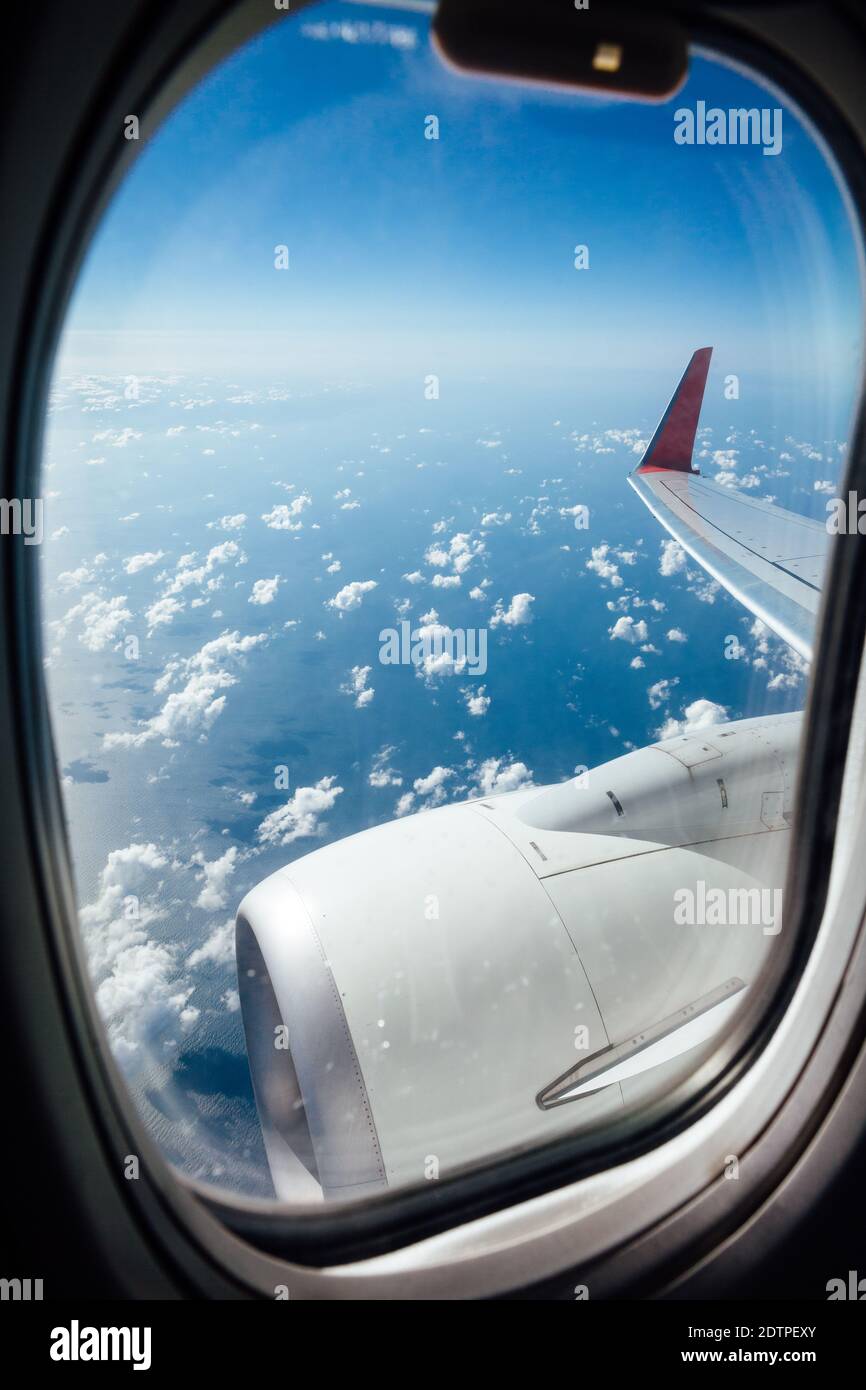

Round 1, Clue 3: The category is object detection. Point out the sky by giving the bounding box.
[60,1,862,395]
[41,1,865,1198]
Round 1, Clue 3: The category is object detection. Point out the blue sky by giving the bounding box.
[61,0,863,392]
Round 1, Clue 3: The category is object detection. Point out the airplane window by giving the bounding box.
[40,0,864,1208]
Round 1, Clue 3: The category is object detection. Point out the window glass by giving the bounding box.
[41,1,863,1202]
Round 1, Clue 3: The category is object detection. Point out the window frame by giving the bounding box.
[5,0,866,1296]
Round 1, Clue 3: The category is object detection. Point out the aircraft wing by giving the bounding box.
[628,347,828,663]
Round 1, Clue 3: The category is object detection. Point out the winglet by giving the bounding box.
[634,347,713,475]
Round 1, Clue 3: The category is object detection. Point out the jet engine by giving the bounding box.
[236,713,798,1201]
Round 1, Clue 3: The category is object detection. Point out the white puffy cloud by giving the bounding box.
[80,842,168,940]
[474,757,534,796]
[647,676,679,710]
[659,539,687,577]
[92,426,142,448]
[52,589,131,651]
[656,697,729,741]
[187,918,236,968]
[666,627,688,643]
[326,579,377,612]
[162,541,243,598]
[490,592,534,627]
[368,745,402,788]
[609,615,649,644]
[425,532,484,580]
[79,843,198,1071]
[56,553,107,590]
[249,575,280,605]
[464,684,491,717]
[261,494,311,531]
[94,940,199,1068]
[104,629,267,749]
[256,776,343,846]
[395,764,456,816]
[192,846,238,912]
[145,596,184,635]
[586,544,623,587]
[414,765,453,801]
[341,664,374,708]
[124,551,165,575]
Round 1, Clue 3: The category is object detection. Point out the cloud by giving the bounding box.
[104,629,267,749]
[609,615,649,644]
[586,544,623,587]
[192,846,238,912]
[666,627,688,643]
[145,595,184,635]
[402,570,425,585]
[474,757,533,796]
[56,553,107,590]
[187,918,236,968]
[80,842,169,938]
[208,513,247,531]
[249,575,280,605]
[656,697,729,741]
[369,745,402,788]
[79,843,198,1071]
[256,776,343,846]
[425,531,484,580]
[55,592,132,651]
[647,676,679,710]
[124,551,165,575]
[341,664,374,708]
[490,592,535,627]
[326,579,377,612]
[464,684,490,716]
[162,541,243,598]
[659,540,687,577]
[92,427,142,448]
[395,764,456,816]
[261,494,311,531]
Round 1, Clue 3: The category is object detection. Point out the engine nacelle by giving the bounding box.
[236,713,798,1201]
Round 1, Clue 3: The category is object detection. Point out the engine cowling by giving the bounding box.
[237,713,798,1201]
